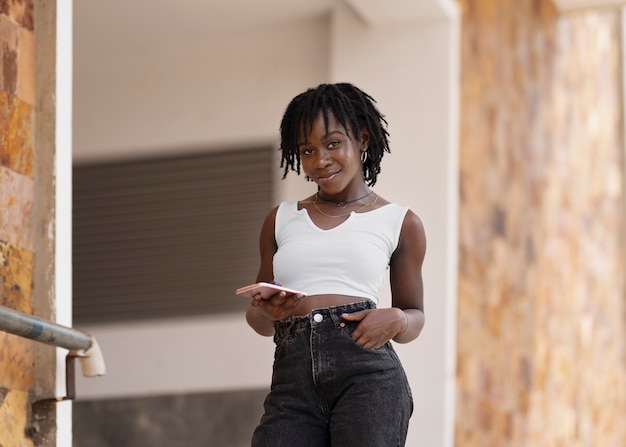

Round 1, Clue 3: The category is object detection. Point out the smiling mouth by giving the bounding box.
[317,170,340,180]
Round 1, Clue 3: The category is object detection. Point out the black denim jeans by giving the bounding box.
[251,301,413,447]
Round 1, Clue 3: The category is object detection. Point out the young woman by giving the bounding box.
[246,83,426,446]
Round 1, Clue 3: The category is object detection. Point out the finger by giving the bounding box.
[341,310,368,321]
[354,336,377,350]
[271,291,287,305]
[361,337,382,350]
[250,293,263,306]
[285,293,303,309]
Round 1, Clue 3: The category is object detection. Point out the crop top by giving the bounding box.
[272,200,409,305]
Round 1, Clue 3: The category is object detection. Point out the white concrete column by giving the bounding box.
[55,0,73,445]
[325,2,460,445]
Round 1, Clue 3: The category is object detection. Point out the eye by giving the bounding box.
[328,140,340,149]
[300,147,313,156]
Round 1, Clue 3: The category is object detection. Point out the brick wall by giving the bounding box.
[0,0,36,445]
[456,1,626,446]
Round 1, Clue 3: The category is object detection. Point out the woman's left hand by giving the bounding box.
[341,308,407,350]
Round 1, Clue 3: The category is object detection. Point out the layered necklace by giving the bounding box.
[314,191,378,218]
[317,190,375,208]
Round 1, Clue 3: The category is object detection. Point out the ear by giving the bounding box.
[359,128,370,151]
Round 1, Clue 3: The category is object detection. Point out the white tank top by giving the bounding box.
[272,201,409,305]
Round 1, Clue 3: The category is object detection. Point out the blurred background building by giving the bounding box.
[0,0,624,446]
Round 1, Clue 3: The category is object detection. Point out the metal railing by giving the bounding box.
[0,305,105,378]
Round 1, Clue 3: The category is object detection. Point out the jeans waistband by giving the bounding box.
[274,300,375,338]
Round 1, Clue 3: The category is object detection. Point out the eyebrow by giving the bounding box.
[298,129,347,147]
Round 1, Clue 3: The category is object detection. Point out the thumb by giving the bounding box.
[341,310,369,321]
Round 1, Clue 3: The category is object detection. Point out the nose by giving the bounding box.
[314,149,331,168]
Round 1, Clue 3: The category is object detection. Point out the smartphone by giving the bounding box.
[235,282,306,300]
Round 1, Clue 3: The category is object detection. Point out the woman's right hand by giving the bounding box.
[250,289,303,322]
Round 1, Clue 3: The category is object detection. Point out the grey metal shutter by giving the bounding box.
[73,147,273,323]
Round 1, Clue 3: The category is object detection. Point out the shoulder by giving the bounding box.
[260,205,280,232]
[266,205,280,218]
[395,209,426,258]
[402,209,425,233]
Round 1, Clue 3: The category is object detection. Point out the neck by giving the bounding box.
[317,189,374,208]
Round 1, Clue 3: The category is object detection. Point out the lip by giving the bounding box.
[316,170,340,183]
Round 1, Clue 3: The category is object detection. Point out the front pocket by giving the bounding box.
[339,322,389,354]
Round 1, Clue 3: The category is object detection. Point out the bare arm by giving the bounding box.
[245,207,279,336]
[389,210,426,343]
[245,206,304,336]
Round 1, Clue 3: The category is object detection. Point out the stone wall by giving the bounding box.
[456,1,626,446]
[0,0,36,445]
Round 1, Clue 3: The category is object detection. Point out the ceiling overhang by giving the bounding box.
[553,0,626,10]
[343,0,457,25]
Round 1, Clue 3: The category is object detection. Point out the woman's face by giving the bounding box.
[297,111,368,196]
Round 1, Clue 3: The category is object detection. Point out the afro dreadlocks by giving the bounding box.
[279,83,390,187]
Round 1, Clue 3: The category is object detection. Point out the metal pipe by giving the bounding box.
[0,305,106,377]
[0,305,91,350]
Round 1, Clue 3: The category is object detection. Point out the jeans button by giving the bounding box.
[313,313,323,323]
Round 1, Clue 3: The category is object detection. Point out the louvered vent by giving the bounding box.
[73,148,273,323]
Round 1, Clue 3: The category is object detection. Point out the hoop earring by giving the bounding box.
[361,151,368,163]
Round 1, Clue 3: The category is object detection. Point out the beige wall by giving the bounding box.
[72,15,330,163]
[456,1,626,446]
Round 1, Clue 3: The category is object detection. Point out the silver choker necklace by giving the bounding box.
[316,190,374,208]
